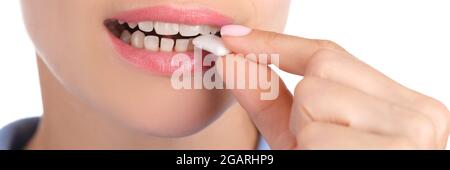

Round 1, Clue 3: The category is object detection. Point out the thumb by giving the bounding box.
[215,53,297,150]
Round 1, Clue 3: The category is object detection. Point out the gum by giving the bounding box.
[192,35,230,56]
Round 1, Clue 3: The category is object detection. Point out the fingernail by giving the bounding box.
[220,25,252,37]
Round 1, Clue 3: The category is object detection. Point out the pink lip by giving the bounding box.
[108,5,233,76]
[113,5,233,26]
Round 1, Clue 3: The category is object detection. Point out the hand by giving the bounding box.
[216,25,450,149]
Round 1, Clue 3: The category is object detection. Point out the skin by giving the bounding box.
[218,28,450,149]
[21,0,291,149]
[20,0,450,149]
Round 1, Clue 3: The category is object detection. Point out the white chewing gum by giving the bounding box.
[192,35,231,56]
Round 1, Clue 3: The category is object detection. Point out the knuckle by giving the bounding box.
[416,97,450,134]
[304,50,338,78]
[386,104,434,144]
[316,39,344,51]
[408,113,437,148]
[294,77,317,97]
[418,97,449,114]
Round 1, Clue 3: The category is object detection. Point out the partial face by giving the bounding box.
[21,0,291,137]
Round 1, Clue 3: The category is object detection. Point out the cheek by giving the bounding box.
[21,0,101,78]
[247,0,291,32]
[21,0,235,137]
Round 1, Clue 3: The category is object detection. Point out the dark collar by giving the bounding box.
[0,117,39,150]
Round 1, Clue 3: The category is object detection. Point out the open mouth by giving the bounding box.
[105,6,232,76]
[105,19,221,53]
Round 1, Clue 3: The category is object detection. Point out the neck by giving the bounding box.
[27,57,258,149]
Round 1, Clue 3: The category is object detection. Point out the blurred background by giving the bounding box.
[1,0,450,148]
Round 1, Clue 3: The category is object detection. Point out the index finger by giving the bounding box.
[220,25,346,75]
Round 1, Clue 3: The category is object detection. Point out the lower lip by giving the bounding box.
[109,33,210,76]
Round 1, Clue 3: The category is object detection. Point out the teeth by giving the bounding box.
[200,26,210,35]
[144,36,159,52]
[200,26,218,35]
[160,38,175,52]
[179,24,201,37]
[120,30,131,44]
[128,22,138,29]
[117,20,220,52]
[209,27,219,35]
[131,31,145,48]
[187,40,195,51]
[154,22,179,35]
[175,39,190,52]
[138,21,154,32]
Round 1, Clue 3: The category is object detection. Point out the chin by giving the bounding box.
[91,87,234,138]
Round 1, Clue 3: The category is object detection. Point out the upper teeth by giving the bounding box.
[123,20,219,36]
[179,24,202,37]
[138,21,154,32]
[118,20,219,52]
[128,22,138,29]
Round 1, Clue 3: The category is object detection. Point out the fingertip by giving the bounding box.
[220,25,253,37]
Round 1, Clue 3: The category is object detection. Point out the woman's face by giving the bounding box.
[20,0,290,137]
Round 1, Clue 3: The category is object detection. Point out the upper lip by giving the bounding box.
[111,5,234,26]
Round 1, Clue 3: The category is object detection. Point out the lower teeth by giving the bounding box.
[119,29,195,52]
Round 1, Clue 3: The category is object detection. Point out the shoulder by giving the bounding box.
[0,117,39,150]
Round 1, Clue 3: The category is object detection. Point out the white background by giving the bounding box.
[1,0,450,148]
